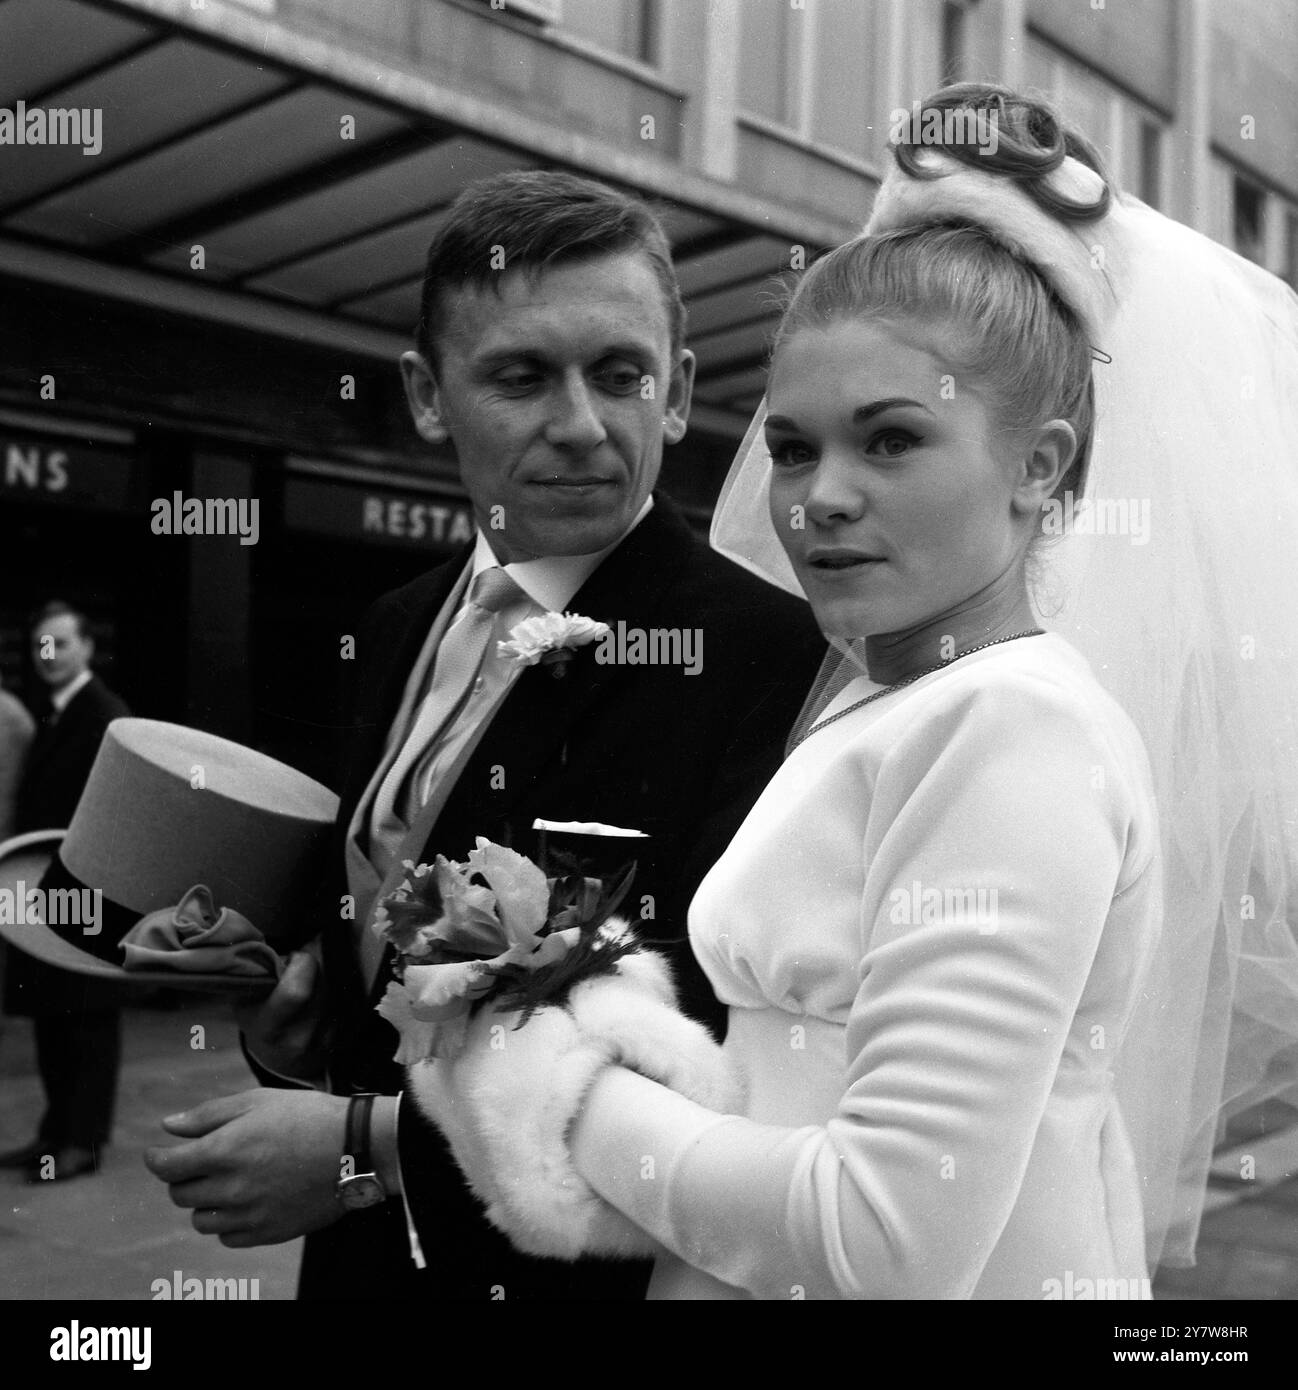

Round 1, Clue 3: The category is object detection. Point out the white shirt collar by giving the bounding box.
[51,669,92,712]
[470,495,654,613]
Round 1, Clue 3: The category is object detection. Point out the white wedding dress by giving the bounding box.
[576,632,1162,1299]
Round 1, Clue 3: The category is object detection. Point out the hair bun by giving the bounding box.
[905,146,1107,219]
[865,155,1122,344]
[892,83,1112,223]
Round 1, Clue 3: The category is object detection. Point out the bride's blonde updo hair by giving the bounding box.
[773,84,1115,505]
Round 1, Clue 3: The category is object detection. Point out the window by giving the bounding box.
[561,0,660,65]
[1222,177,1298,278]
[1208,155,1235,246]
[1233,175,1265,265]
[1137,118,1162,208]
[638,0,661,66]
[1026,35,1166,203]
[737,0,796,127]
[941,2,968,87]
[808,0,877,153]
[737,0,879,159]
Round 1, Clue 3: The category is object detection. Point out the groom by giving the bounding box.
[145,170,822,1300]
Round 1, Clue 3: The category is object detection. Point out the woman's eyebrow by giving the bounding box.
[852,397,933,423]
[765,398,934,433]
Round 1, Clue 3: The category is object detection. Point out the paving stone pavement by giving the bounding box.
[1154,1098,1298,1301]
[0,1000,300,1301]
[1,1001,1296,1302]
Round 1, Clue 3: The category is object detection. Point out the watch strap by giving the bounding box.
[344,1092,378,1174]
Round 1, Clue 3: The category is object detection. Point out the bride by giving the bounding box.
[405,85,1298,1299]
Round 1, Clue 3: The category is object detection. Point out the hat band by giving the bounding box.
[6,853,132,967]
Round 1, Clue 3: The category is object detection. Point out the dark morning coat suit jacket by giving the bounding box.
[3,674,129,1017]
[284,493,824,1301]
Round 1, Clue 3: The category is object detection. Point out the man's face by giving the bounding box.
[402,251,694,562]
[31,614,92,688]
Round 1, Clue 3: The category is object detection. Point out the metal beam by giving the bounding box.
[0,234,756,440]
[95,0,860,249]
[0,233,410,360]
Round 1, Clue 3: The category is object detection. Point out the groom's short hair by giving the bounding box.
[415,169,685,362]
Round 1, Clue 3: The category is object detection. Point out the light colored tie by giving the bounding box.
[370,566,524,860]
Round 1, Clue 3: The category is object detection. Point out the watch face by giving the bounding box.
[337,1174,386,1211]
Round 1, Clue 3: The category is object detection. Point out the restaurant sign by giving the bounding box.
[284,476,475,551]
[2,434,135,511]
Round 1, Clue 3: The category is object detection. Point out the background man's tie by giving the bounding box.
[371,565,525,861]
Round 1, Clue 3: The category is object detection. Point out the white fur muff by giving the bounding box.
[405,929,744,1260]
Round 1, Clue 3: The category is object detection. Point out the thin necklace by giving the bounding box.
[788,629,1046,753]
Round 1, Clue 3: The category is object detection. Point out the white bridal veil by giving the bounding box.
[711,140,1298,1271]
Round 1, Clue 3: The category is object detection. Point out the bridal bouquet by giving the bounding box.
[373,838,641,1063]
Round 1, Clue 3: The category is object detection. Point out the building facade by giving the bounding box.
[3,0,1294,775]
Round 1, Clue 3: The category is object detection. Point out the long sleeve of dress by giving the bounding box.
[570,671,1157,1299]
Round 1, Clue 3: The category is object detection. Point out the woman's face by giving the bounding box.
[765,316,1027,640]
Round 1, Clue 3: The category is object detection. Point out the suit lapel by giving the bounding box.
[24,676,96,775]
[24,711,60,775]
[432,497,698,836]
[334,552,470,1001]
[355,501,700,1003]
[340,550,470,825]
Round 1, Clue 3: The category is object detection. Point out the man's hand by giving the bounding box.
[232,949,330,1082]
[143,1089,349,1247]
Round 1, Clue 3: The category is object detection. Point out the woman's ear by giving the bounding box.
[400,349,451,446]
[1014,418,1077,515]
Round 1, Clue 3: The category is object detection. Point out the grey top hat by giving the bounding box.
[0,719,339,990]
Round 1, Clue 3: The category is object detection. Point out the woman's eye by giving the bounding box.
[768,440,815,468]
[871,430,917,458]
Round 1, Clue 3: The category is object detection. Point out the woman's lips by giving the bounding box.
[804,550,885,575]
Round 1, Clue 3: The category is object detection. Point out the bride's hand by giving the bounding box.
[404,949,743,1260]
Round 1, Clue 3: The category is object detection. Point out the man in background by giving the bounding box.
[0,602,129,1181]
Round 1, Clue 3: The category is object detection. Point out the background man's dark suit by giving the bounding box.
[280,493,822,1300]
[3,673,130,1152]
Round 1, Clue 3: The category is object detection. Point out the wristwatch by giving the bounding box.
[335,1092,388,1211]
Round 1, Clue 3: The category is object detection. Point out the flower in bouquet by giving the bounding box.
[374,837,639,1063]
[497,611,609,676]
